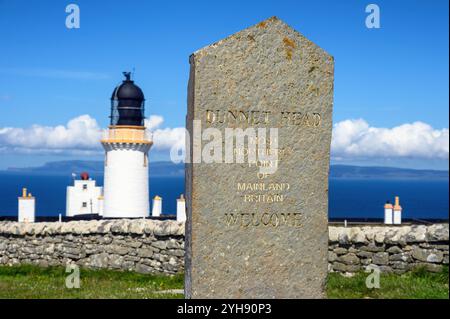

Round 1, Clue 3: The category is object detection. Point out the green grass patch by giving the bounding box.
[327,266,449,299]
[0,264,184,299]
[0,264,448,299]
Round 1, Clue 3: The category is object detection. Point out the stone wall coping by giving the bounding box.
[329,223,448,244]
[0,221,447,244]
[0,219,185,236]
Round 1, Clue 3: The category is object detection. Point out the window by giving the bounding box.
[83,184,87,190]
[82,202,87,208]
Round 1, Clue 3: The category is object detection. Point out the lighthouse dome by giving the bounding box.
[111,74,144,101]
[110,72,145,126]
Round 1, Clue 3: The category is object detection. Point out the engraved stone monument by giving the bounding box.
[185,17,334,298]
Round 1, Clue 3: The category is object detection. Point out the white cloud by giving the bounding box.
[144,115,164,131]
[331,119,449,160]
[1,116,448,162]
[0,114,185,155]
[0,115,102,154]
[144,115,185,150]
[152,127,185,150]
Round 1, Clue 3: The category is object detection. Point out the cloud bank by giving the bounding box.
[0,115,448,162]
[0,115,102,155]
[332,119,449,160]
[0,115,185,155]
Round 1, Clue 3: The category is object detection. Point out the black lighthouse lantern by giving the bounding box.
[110,72,145,126]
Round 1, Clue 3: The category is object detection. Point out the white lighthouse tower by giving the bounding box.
[101,72,153,218]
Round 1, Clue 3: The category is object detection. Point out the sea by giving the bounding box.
[0,172,448,220]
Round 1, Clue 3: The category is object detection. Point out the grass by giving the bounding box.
[327,266,449,299]
[0,265,184,299]
[0,265,447,299]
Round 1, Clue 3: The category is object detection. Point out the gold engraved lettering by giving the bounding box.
[205,109,272,125]
[223,212,302,228]
[279,111,322,126]
[237,182,266,191]
[243,194,284,203]
[205,109,321,127]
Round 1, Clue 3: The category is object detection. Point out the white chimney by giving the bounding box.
[384,201,393,224]
[177,194,186,222]
[393,196,402,225]
[152,195,162,217]
[97,195,104,216]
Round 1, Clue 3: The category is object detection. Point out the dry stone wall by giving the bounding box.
[328,224,449,274]
[0,221,448,275]
[0,220,185,274]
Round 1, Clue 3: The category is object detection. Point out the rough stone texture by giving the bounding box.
[185,17,334,299]
[328,224,449,274]
[0,220,184,274]
[372,252,389,265]
[338,253,360,265]
[1,222,447,277]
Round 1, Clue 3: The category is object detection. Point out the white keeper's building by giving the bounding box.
[18,188,35,223]
[66,172,104,217]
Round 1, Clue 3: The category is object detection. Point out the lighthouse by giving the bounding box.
[101,72,153,218]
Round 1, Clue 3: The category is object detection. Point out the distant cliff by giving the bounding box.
[330,165,448,180]
[4,161,449,180]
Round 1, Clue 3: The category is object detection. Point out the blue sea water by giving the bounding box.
[0,173,184,217]
[328,178,448,220]
[0,172,448,220]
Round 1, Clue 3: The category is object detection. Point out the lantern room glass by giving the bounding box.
[110,99,145,126]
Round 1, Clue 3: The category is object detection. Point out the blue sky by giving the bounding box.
[0,0,448,169]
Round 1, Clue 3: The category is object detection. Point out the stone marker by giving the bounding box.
[185,17,334,298]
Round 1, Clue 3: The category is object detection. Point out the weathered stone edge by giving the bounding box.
[0,220,185,237]
[0,221,447,244]
[329,224,449,244]
[192,16,333,60]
